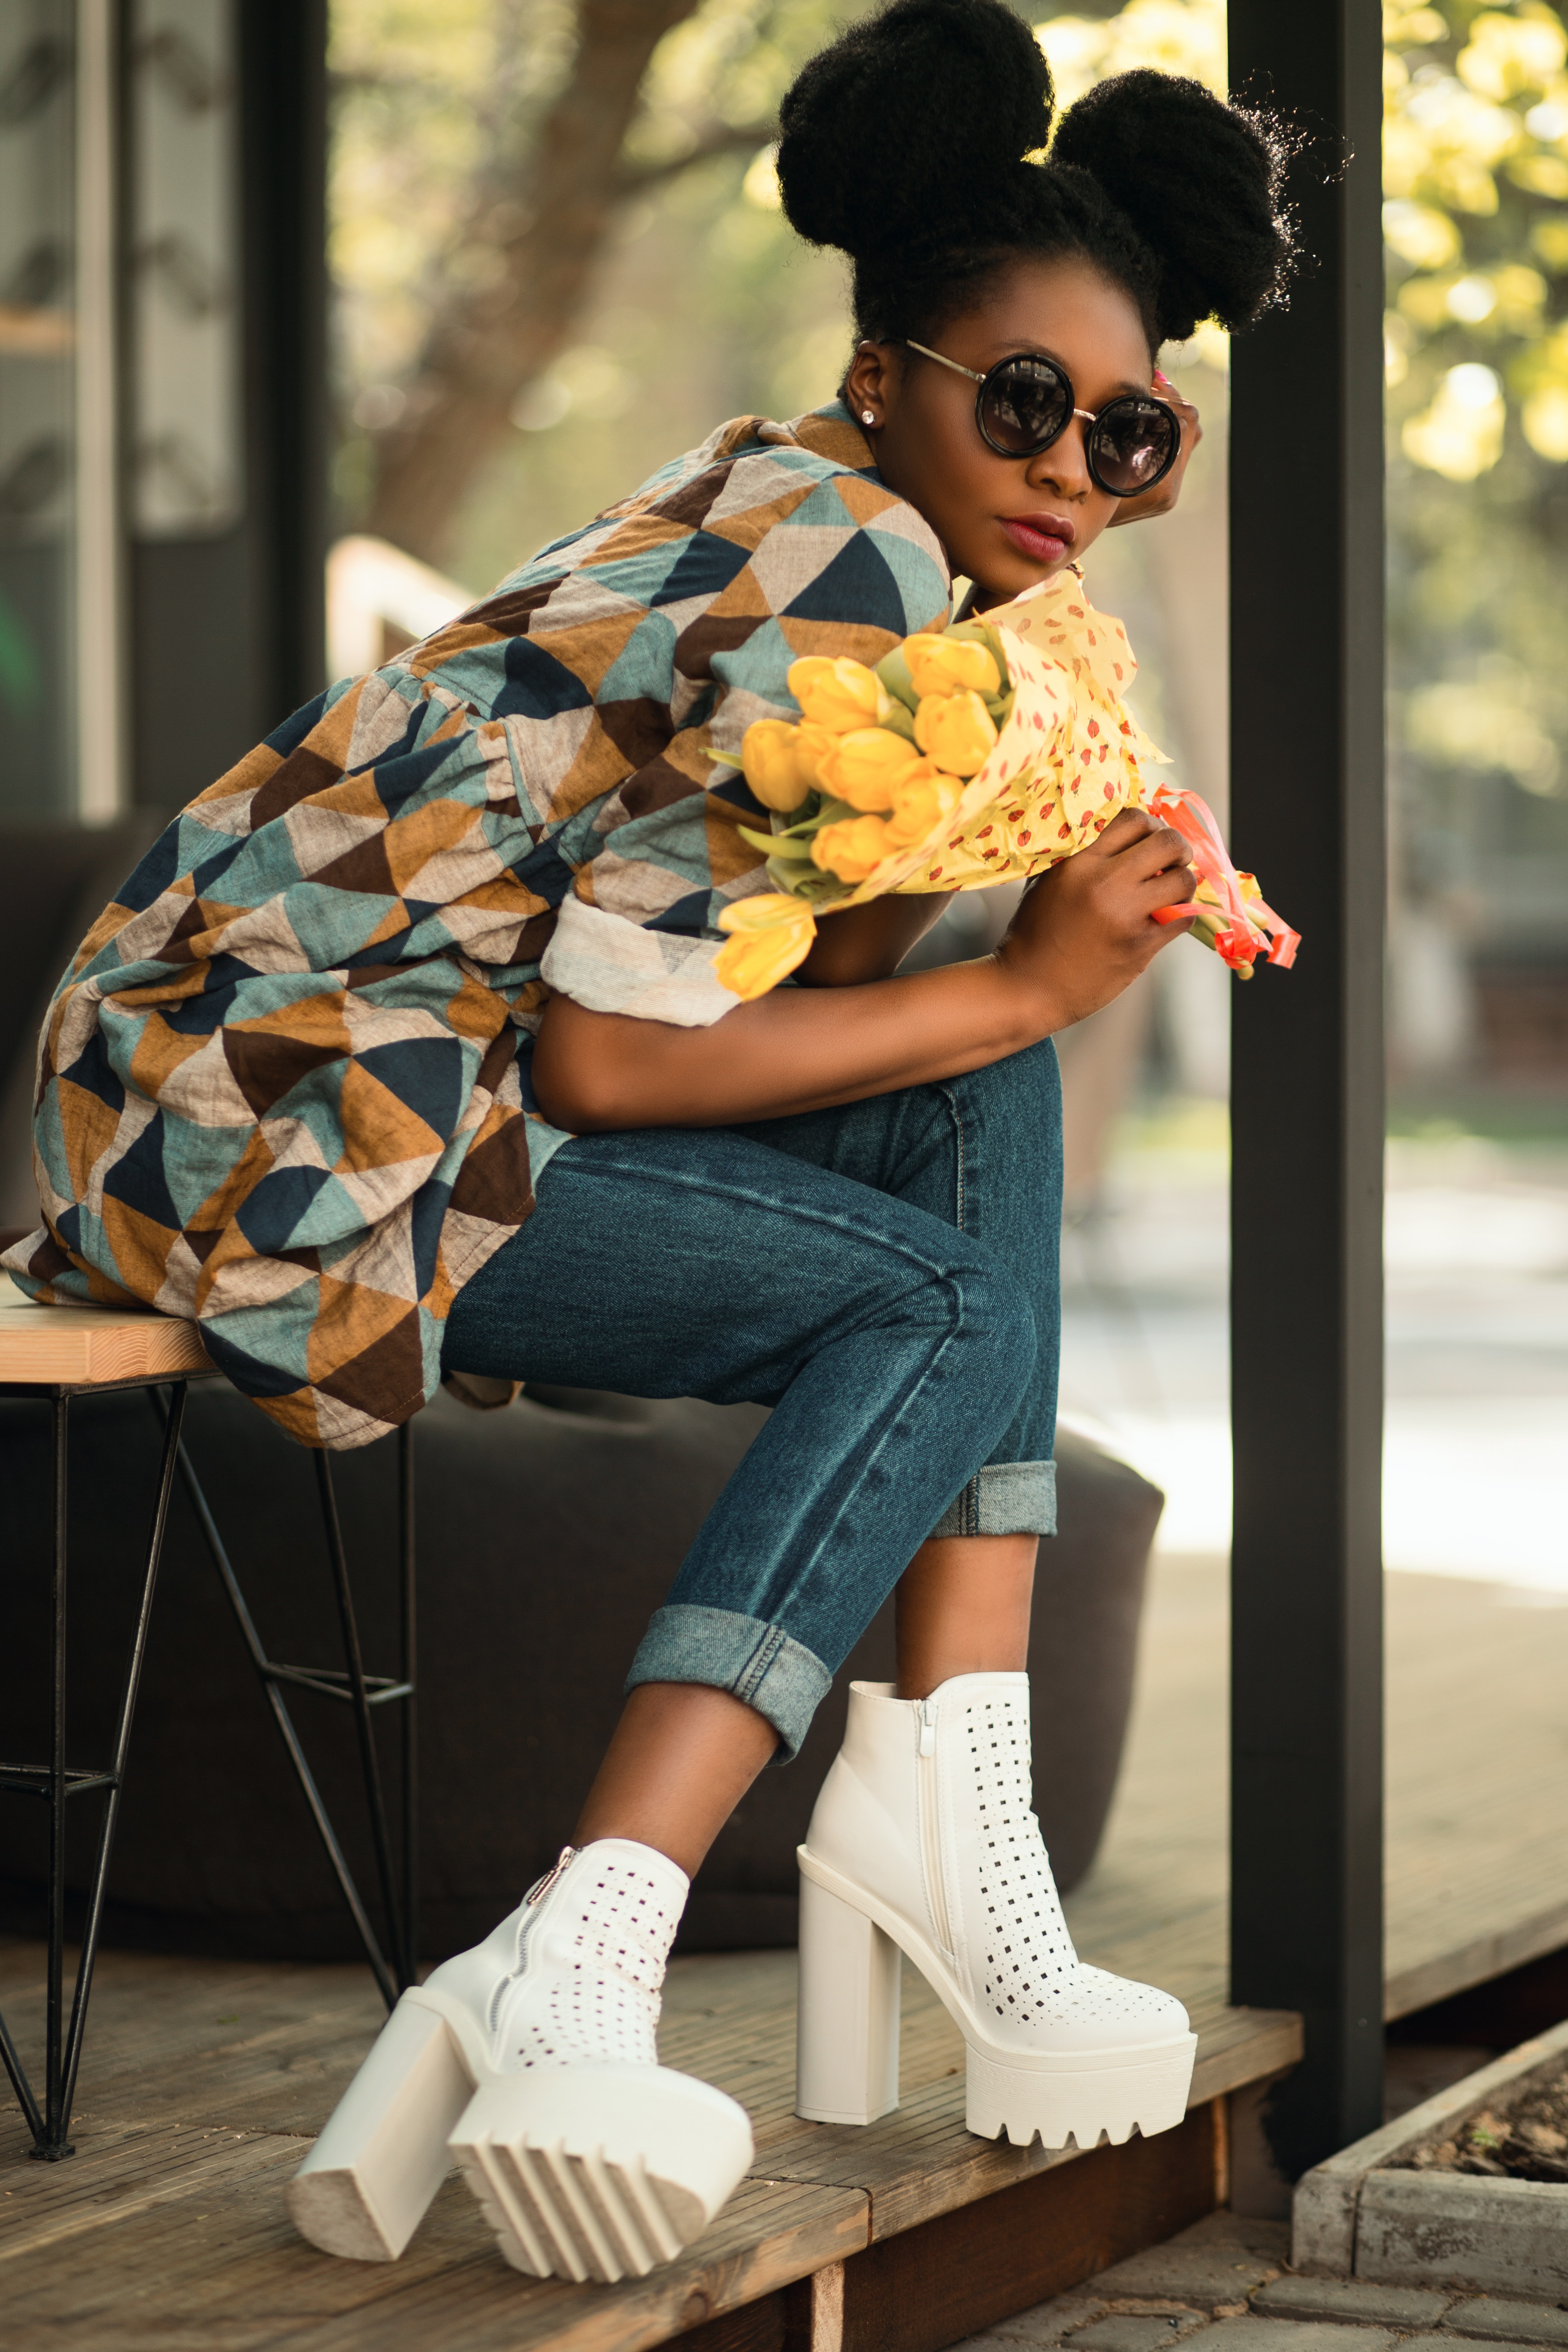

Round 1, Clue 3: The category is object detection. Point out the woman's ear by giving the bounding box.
[844,340,899,432]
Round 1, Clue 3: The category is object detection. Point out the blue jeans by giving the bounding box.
[441,1037,1062,1758]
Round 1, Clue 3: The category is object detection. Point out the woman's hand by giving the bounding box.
[1107,373,1201,527]
[995,807,1198,1026]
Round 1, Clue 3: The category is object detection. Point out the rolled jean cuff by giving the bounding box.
[626,1604,832,1763]
[929,1457,1057,1540]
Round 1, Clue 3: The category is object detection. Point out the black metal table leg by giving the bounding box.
[1,1378,415,2155]
[0,1377,188,2159]
[313,1451,409,1999]
[159,1406,418,2012]
[45,1393,69,2155]
[397,1420,418,1988]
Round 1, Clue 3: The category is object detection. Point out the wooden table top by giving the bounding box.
[0,1274,209,1385]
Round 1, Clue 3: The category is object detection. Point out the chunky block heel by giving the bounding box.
[287,1993,475,2261]
[795,1867,901,2124]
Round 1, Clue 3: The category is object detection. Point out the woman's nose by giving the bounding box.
[1026,416,1092,499]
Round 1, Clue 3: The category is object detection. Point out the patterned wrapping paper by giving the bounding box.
[1,406,950,1450]
[910,571,1167,890]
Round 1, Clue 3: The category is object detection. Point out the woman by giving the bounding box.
[7,0,1298,2286]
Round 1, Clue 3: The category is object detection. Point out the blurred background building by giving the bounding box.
[1,0,1564,1583]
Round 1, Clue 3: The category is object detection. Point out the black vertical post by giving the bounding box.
[131,1,329,809]
[240,0,330,721]
[1227,0,1387,2179]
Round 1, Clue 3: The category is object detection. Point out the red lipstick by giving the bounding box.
[1000,512,1077,565]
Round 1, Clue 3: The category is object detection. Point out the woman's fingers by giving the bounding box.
[1107,372,1202,528]
[1085,809,1194,882]
[1078,804,1167,857]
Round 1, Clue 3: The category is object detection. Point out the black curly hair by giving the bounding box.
[776,0,1301,355]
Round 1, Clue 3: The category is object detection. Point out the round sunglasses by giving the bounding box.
[905,340,1182,499]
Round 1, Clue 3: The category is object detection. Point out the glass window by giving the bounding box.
[0,5,79,816]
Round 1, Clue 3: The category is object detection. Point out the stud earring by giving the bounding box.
[862,409,876,425]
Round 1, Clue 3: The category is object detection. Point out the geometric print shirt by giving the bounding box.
[3,405,951,1449]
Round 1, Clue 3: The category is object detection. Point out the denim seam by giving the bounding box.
[734,1621,786,1707]
[936,1081,970,1520]
[935,1081,966,1234]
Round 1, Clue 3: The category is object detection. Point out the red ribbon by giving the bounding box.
[1145,783,1299,973]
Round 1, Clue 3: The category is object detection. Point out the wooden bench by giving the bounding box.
[0,1278,416,2161]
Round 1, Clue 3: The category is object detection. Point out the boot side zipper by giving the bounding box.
[916,1701,954,1955]
[490,1844,577,2033]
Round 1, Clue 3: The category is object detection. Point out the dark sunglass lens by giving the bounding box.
[980,360,1071,455]
[1090,398,1178,494]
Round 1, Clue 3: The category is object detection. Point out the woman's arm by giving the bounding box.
[793,890,957,988]
[532,808,1196,1131]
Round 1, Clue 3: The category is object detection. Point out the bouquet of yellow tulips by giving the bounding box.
[713,570,1298,1001]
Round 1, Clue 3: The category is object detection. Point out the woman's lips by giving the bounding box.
[1001,515,1075,564]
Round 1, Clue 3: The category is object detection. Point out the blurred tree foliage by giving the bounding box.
[330,0,869,569]
[1382,0,1568,959]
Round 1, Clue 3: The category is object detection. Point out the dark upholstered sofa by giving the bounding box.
[0,825,1163,1963]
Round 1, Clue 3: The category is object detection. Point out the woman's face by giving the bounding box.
[845,254,1155,607]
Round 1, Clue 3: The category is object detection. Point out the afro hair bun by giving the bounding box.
[776,0,1054,258]
[1052,70,1296,340]
[776,0,1301,351]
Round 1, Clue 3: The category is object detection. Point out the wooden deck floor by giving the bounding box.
[3,1556,1562,2348]
[1066,1554,1568,2024]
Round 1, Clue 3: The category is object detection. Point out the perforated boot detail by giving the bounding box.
[966,1684,1079,2022]
[958,1686,1182,2041]
[490,1840,685,2072]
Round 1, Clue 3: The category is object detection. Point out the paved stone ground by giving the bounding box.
[951,2213,1568,2352]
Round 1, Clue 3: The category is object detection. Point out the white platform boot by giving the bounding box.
[796,1675,1195,2149]
[288,1839,753,2280]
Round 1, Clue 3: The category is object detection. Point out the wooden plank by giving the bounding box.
[1,2155,864,2352]
[0,1274,208,1384]
[750,1981,1295,2244]
[1384,1896,1568,2024]
[836,2103,1220,2352]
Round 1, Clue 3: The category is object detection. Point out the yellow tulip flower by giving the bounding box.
[741,720,815,812]
[788,655,890,733]
[815,727,925,811]
[811,814,892,883]
[914,689,1000,776]
[884,763,962,847]
[903,633,1002,699]
[714,894,818,1000]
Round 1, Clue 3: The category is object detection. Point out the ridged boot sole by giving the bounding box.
[797,1844,1196,2150]
[287,1991,479,2260]
[449,2067,754,2282]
